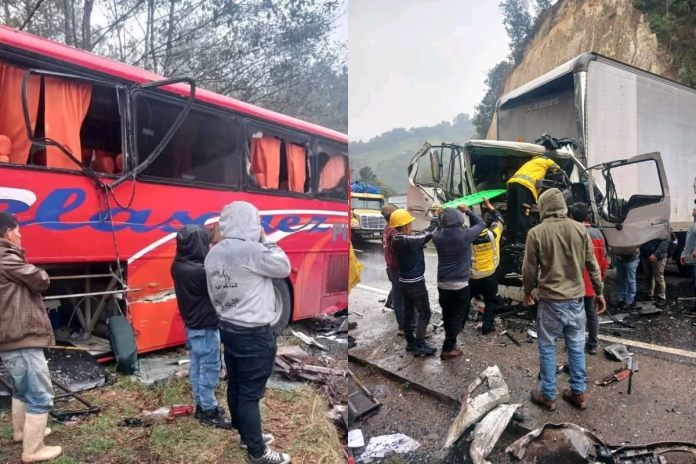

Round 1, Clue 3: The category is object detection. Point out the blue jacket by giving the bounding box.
[432,208,485,284]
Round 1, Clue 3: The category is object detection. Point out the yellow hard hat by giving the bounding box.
[389,209,415,228]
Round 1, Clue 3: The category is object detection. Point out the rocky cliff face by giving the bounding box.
[487,0,676,138]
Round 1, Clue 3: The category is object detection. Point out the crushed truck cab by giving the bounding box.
[407,139,671,284]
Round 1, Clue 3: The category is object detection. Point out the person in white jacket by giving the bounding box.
[205,201,291,464]
[680,202,696,313]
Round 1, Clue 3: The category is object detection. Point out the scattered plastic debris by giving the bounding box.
[470,403,520,464]
[359,433,420,462]
[348,429,365,448]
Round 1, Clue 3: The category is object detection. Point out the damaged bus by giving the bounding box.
[0,26,349,357]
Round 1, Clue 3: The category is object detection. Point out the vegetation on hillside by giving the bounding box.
[349,113,474,193]
[0,0,347,132]
[633,0,696,87]
[472,0,551,137]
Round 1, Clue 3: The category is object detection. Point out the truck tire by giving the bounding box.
[271,279,292,336]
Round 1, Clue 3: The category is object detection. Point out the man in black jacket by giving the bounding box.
[390,209,437,356]
[433,205,485,360]
[171,225,230,429]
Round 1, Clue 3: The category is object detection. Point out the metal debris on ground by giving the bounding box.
[604,343,632,362]
[596,368,631,386]
[500,330,521,347]
[359,433,421,463]
[348,429,365,448]
[469,403,521,464]
[289,329,328,350]
[506,422,696,463]
[274,347,346,384]
[120,404,193,427]
[347,369,381,426]
[444,365,510,448]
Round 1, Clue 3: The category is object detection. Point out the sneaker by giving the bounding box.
[405,342,418,352]
[562,388,587,410]
[199,407,233,429]
[194,405,202,419]
[586,345,597,355]
[530,389,556,411]
[614,301,626,311]
[440,349,463,360]
[481,327,494,336]
[397,329,405,337]
[654,296,666,307]
[241,433,274,450]
[246,448,291,464]
[411,342,436,357]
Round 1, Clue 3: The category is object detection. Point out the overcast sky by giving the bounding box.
[349,0,509,142]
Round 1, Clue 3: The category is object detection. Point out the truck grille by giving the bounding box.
[359,215,386,231]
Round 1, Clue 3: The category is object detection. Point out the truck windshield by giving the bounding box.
[351,198,383,210]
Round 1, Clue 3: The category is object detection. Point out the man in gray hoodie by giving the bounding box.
[205,201,291,464]
[432,205,485,360]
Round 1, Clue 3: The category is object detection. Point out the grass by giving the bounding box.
[1,375,343,464]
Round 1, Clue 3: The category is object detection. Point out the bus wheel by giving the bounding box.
[271,279,292,336]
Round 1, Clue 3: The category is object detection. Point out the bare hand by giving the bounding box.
[457,204,469,213]
[483,198,494,211]
[649,254,657,263]
[433,207,443,216]
[681,256,686,265]
[595,295,607,315]
[524,294,535,307]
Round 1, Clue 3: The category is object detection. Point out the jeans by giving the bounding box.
[187,327,221,411]
[0,348,54,414]
[616,258,639,304]
[583,296,599,350]
[537,299,586,399]
[387,268,416,330]
[400,280,432,344]
[642,257,667,299]
[220,323,276,458]
[470,275,498,333]
[438,286,470,352]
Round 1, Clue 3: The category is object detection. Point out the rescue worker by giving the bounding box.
[470,198,504,335]
[522,189,605,411]
[432,204,485,359]
[390,209,438,356]
[681,201,696,313]
[171,225,231,429]
[381,203,417,336]
[506,154,560,245]
[0,212,62,462]
[569,203,608,355]
[205,201,292,464]
[640,238,670,306]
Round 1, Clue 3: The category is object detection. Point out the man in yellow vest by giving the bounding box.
[470,198,503,335]
[506,154,560,245]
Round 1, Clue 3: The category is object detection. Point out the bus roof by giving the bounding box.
[0,25,347,144]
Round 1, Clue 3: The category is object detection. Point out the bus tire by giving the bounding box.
[271,279,292,336]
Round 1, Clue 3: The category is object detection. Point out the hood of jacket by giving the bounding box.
[539,188,567,221]
[219,201,262,242]
[175,225,209,263]
[440,207,465,228]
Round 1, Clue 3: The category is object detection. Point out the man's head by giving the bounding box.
[219,201,262,242]
[381,203,398,221]
[0,212,20,246]
[568,203,589,223]
[538,188,568,221]
[389,209,415,235]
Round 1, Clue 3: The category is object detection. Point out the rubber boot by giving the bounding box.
[21,413,62,463]
[13,399,51,442]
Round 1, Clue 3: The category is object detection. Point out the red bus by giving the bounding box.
[0,26,349,357]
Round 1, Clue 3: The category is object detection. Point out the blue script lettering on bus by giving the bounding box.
[1,187,339,236]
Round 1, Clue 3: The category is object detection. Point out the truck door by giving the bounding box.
[589,153,670,250]
[407,143,471,230]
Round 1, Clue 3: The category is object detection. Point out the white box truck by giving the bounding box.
[495,52,696,273]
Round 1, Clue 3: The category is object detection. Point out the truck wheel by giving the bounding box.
[271,279,292,336]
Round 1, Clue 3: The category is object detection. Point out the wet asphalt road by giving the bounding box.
[349,239,696,464]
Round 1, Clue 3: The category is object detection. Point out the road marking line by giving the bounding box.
[598,334,696,360]
[355,284,389,296]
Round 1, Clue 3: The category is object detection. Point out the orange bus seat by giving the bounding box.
[0,135,11,162]
[115,153,124,173]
